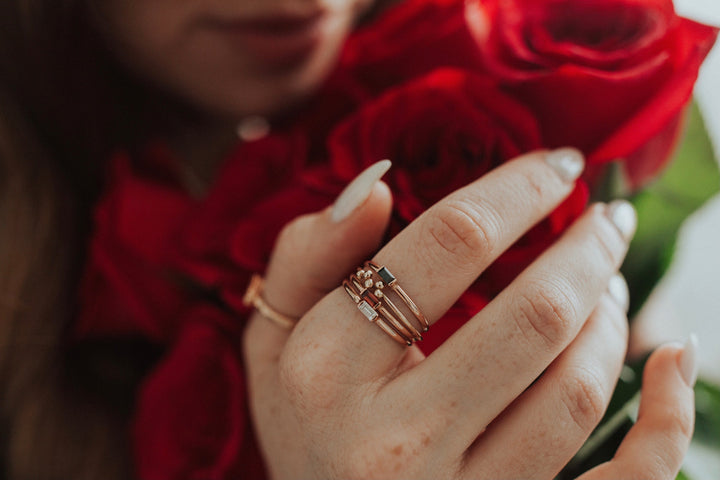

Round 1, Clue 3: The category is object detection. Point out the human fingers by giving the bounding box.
[242,161,395,480]
[398,200,635,451]
[243,160,393,369]
[297,148,584,378]
[577,338,697,480]
[462,284,629,479]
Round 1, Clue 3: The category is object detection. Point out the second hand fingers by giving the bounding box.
[577,339,697,480]
[461,289,629,479]
[397,199,636,449]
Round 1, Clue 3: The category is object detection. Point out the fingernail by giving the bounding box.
[679,333,699,387]
[607,273,629,313]
[545,147,585,182]
[606,200,637,242]
[331,160,392,223]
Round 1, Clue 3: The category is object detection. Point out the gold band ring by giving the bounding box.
[243,274,297,330]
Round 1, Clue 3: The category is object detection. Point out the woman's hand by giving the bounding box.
[243,150,696,479]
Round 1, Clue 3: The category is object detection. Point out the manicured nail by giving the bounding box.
[679,333,699,387]
[607,273,629,313]
[545,148,585,182]
[331,160,392,223]
[606,200,637,242]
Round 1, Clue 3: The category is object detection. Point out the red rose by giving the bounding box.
[326,68,588,297]
[76,136,303,480]
[329,68,545,220]
[133,307,265,480]
[467,0,718,188]
[75,146,195,341]
[229,69,589,345]
[336,0,483,95]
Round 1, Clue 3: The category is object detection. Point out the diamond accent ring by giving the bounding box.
[342,261,428,346]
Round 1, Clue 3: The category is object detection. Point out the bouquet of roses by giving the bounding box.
[75,0,720,478]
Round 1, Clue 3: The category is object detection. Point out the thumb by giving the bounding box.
[244,161,393,358]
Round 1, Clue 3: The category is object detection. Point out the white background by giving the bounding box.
[633,1,720,476]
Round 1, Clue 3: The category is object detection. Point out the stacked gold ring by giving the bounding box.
[343,262,428,346]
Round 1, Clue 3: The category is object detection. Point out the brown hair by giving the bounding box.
[0,1,156,478]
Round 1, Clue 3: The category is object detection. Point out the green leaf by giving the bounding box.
[694,379,720,449]
[622,101,720,317]
[677,469,693,480]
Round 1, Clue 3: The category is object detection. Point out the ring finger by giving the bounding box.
[295,148,585,379]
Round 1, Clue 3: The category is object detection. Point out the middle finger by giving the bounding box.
[298,148,585,379]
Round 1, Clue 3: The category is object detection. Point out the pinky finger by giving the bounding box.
[577,337,698,480]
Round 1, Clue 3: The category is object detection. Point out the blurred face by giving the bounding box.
[98,0,374,118]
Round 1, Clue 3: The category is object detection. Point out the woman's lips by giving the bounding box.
[208,12,327,71]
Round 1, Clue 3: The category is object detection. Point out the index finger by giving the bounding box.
[302,147,585,378]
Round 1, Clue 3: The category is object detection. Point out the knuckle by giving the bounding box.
[277,350,322,410]
[277,350,306,400]
[640,408,694,480]
[277,339,346,412]
[517,164,557,201]
[656,405,694,442]
[560,367,607,432]
[424,200,501,265]
[514,281,576,348]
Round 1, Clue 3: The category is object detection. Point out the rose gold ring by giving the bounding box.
[343,262,427,346]
[243,274,297,330]
[364,261,429,332]
[343,279,412,346]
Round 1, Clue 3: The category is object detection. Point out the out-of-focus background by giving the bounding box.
[632,0,720,476]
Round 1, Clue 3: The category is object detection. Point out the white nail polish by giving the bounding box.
[606,200,637,242]
[607,273,630,313]
[679,333,699,387]
[545,148,585,182]
[331,160,392,223]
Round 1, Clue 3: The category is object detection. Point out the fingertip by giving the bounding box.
[330,160,391,223]
[327,179,393,245]
[358,179,394,221]
[594,342,696,480]
[679,334,699,388]
[545,147,585,183]
[635,341,695,442]
[264,173,395,319]
[374,179,393,208]
[325,176,392,220]
[643,341,692,392]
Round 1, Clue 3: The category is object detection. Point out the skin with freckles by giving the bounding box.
[243,152,696,480]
